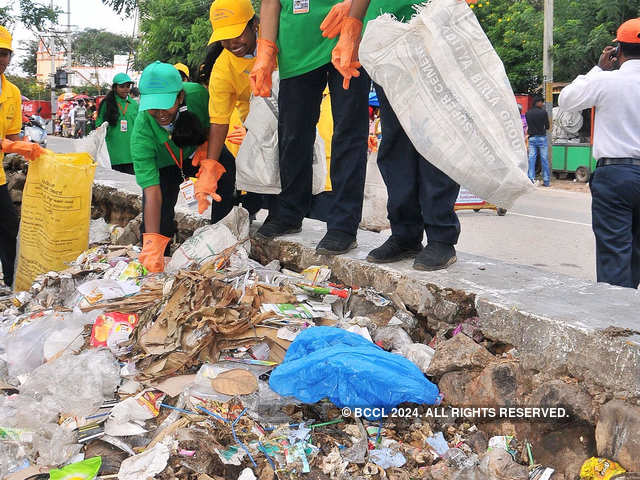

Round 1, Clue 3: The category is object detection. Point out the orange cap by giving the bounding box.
[615,18,640,44]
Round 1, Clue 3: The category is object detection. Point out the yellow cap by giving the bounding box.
[0,26,13,52]
[209,0,255,44]
[174,63,190,79]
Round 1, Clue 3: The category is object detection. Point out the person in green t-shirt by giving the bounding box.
[96,73,139,175]
[131,61,227,273]
[249,0,370,256]
[323,0,476,271]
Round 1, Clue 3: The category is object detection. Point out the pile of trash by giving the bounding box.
[0,210,633,480]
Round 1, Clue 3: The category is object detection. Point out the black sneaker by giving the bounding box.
[367,236,422,264]
[316,230,357,255]
[254,219,302,240]
[414,242,457,271]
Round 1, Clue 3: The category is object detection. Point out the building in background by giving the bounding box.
[36,40,140,89]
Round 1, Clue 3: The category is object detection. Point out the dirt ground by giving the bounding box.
[547,178,591,194]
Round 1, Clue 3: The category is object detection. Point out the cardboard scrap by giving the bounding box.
[211,369,258,395]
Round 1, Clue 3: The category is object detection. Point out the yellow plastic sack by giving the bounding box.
[580,457,626,480]
[15,150,96,291]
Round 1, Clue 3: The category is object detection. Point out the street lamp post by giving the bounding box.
[543,0,554,161]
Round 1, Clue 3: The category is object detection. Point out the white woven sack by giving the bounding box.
[360,0,533,208]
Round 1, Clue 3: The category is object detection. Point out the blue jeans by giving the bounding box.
[528,135,550,184]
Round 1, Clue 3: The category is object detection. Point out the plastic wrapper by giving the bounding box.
[579,457,626,480]
[49,456,102,480]
[373,326,413,351]
[243,380,299,425]
[89,218,111,244]
[33,422,82,466]
[20,349,121,417]
[270,327,440,411]
[167,223,241,273]
[6,309,100,377]
[399,343,435,374]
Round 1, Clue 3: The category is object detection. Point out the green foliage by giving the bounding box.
[7,74,52,100]
[18,40,39,76]
[0,0,60,32]
[473,0,640,93]
[72,28,134,69]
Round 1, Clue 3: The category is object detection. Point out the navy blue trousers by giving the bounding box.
[374,84,461,245]
[590,164,640,288]
[277,63,369,236]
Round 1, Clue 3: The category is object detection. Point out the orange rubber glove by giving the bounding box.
[331,17,363,90]
[249,39,278,97]
[138,233,171,273]
[1,139,47,161]
[320,0,352,39]
[192,141,208,168]
[226,125,247,146]
[195,159,226,214]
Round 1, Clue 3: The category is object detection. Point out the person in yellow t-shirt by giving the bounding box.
[0,26,41,288]
[203,0,273,223]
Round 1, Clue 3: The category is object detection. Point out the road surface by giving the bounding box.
[48,135,597,281]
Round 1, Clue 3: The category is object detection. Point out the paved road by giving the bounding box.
[48,135,597,281]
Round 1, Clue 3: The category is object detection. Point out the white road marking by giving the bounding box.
[508,212,591,227]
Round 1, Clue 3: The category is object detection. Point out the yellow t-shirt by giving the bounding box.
[0,75,23,186]
[208,49,255,125]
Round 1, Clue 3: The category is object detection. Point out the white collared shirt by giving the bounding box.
[558,59,640,160]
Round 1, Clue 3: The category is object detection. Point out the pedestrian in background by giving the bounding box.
[252,0,370,256]
[175,63,191,82]
[96,73,140,174]
[559,18,640,289]
[525,96,550,187]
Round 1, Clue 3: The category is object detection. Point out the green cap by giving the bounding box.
[138,61,183,112]
[113,72,133,85]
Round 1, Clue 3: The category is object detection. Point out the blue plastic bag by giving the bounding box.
[269,327,439,410]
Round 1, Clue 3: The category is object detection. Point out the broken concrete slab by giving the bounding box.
[249,217,640,399]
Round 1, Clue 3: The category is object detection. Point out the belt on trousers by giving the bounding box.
[596,158,640,168]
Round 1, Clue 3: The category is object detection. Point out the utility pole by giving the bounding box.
[543,0,554,161]
[49,0,57,118]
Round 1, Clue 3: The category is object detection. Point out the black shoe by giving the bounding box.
[366,236,422,264]
[255,219,302,240]
[413,242,457,271]
[316,230,357,255]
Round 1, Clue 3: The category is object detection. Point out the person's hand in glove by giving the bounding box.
[226,125,247,145]
[195,159,226,214]
[331,16,363,90]
[320,0,352,39]
[1,139,47,161]
[138,233,171,273]
[249,39,278,97]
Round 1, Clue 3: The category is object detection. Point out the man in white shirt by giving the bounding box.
[559,18,640,289]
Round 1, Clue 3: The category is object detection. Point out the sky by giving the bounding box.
[7,0,136,75]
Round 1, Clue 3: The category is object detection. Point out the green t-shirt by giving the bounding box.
[130,82,209,190]
[278,0,339,79]
[96,95,139,166]
[364,0,421,26]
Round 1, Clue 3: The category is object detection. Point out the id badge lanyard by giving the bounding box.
[165,142,197,206]
[118,101,129,132]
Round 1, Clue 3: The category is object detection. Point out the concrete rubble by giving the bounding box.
[0,161,639,480]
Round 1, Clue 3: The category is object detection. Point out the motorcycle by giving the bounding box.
[22,108,48,148]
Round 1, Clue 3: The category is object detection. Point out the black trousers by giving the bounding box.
[374,84,461,246]
[0,184,18,287]
[590,164,640,289]
[112,163,135,175]
[278,63,369,236]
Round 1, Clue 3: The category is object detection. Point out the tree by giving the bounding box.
[105,0,263,71]
[72,29,134,68]
[7,74,52,100]
[0,0,60,32]
[17,40,39,76]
